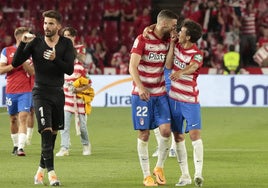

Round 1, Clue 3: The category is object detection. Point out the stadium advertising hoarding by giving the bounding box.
[91,75,268,107]
[0,75,268,107]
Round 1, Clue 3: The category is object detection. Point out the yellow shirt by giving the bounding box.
[73,77,95,114]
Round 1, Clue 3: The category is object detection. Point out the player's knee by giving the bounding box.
[41,130,53,160]
[139,130,149,141]
[159,127,171,137]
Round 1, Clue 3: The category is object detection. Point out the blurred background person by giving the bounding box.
[110,44,129,74]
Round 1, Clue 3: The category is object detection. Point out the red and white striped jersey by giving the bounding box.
[240,11,256,35]
[130,32,170,96]
[169,43,203,103]
[64,62,87,114]
[0,45,32,93]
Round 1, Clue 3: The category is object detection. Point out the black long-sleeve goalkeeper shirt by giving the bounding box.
[12,36,75,87]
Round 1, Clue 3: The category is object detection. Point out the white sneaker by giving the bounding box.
[169,148,176,157]
[152,147,159,157]
[175,175,192,186]
[82,145,91,156]
[34,172,44,185]
[55,148,69,157]
[194,176,204,187]
[48,171,60,186]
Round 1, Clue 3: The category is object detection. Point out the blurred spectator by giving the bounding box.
[224,25,240,52]
[103,0,121,21]
[197,33,211,67]
[223,44,241,74]
[84,50,102,75]
[253,28,268,66]
[181,0,205,25]
[2,34,12,47]
[211,41,226,74]
[257,9,268,37]
[120,0,137,22]
[203,0,221,33]
[90,42,108,73]
[84,27,106,52]
[257,28,268,48]
[110,44,129,74]
[16,10,36,33]
[133,7,151,36]
[239,1,258,67]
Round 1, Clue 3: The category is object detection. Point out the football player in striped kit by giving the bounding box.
[165,18,204,187]
[129,9,178,186]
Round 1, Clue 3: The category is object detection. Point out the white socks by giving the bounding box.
[170,134,176,150]
[176,139,203,178]
[18,133,27,149]
[26,127,34,144]
[176,140,190,177]
[137,138,150,178]
[153,128,161,147]
[37,166,45,174]
[192,139,203,177]
[11,133,18,147]
[156,135,170,168]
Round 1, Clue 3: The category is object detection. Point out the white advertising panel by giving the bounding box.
[1,75,268,107]
[90,75,268,107]
[198,75,268,107]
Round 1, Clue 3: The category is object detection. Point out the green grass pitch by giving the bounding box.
[0,107,267,188]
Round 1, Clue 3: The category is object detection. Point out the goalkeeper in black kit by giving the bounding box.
[11,10,75,186]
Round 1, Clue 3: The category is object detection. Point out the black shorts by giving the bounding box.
[32,85,65,133]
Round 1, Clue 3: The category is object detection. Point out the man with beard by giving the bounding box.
[129,9,178,186]
[12,10,75,186]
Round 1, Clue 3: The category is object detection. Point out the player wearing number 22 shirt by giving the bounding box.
[128,9,178,186]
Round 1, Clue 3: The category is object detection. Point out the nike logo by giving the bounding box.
[192,123,198,127]
[58,124,64,128]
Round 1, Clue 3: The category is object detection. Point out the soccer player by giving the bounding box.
[165,19,204,187]
[152,68,176,158]
[129,9,178,186]
[0,27,34,156]
[11,10,75,186]
[56,26,94,157]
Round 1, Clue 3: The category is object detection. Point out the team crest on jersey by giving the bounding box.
[139,118,144,126]
[194,54,203,62]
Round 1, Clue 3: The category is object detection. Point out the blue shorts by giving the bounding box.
[6,92,32,115]
[131,95,171,130]
[169,98,201,133]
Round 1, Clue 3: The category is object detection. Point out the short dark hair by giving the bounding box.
[157,9,178,21]
[61,27,77,37]
[179,19,202,43]
[42,10,62,23]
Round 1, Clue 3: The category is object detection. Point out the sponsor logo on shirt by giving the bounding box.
[148,52,166,61]
[174,59,186,69]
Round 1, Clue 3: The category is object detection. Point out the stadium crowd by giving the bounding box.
[0,0,268,75]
